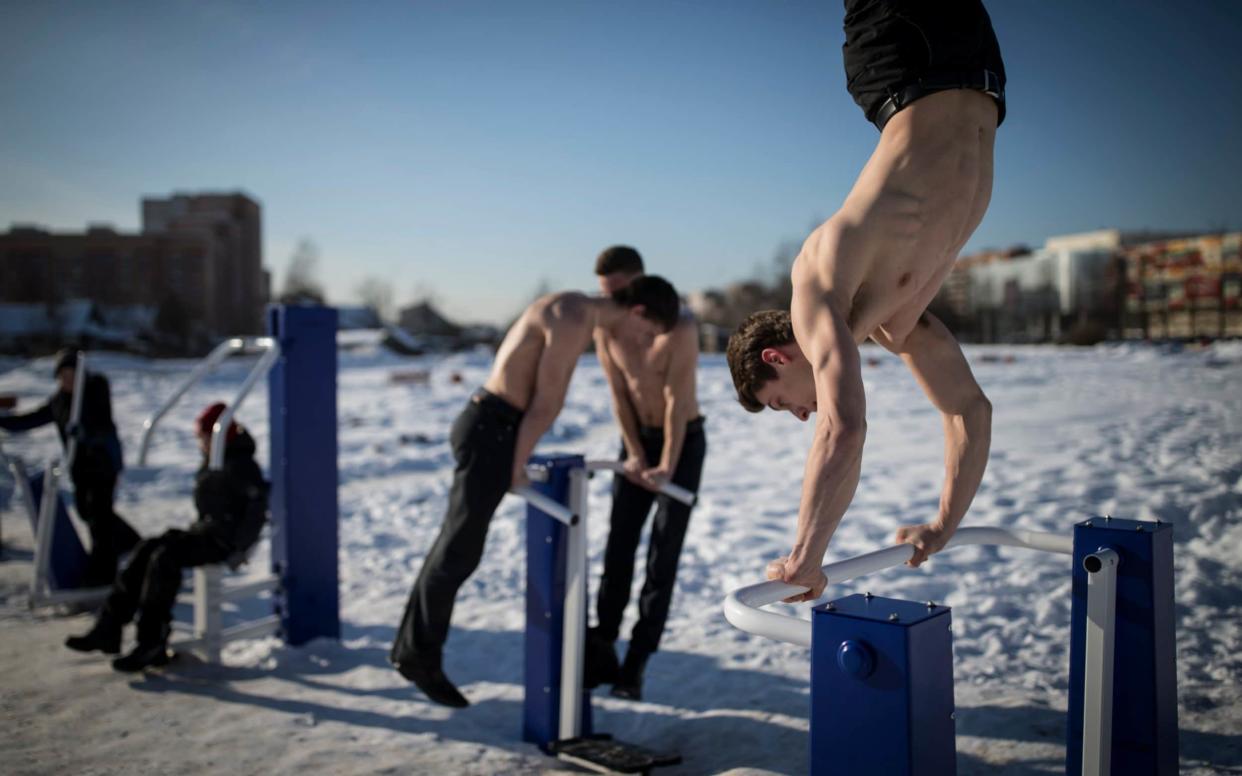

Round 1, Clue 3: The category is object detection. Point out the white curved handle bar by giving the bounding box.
[138,337,277,467]
[586,459,696,506]
[208,339,280,471]
[723,526,1073,648]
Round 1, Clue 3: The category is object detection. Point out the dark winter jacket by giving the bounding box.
[0,372,123,482]
[190,429,269,556]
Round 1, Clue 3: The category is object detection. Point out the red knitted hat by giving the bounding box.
[196,402,240,443]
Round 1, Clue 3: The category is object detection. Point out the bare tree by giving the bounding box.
[410,281,440,307]
[355,276,394,322]
[280,239,325,305]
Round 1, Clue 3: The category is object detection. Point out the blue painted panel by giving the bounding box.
[522,453,592,749]
[1066,517,1178,775]
[268,305,341,645]
[811,594,955,776]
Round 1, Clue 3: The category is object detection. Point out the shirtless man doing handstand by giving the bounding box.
[727,0,1004,601]
[392,275,680,707]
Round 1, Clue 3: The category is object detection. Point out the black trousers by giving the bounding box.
[390,390,522,667]
[74,469,141,586]
[596,417,706,655]
[102,528,231,644]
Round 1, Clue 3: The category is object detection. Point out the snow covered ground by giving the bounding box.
[1,341,1240,774]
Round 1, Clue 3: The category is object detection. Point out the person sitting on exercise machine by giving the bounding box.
[65,402,269,672]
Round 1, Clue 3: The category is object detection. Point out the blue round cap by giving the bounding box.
[836,639,875,679]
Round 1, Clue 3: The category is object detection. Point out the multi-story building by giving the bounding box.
[0,191,268,349]
[1120,232,1242,339]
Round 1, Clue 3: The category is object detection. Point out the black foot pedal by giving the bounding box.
[551,735,681,774]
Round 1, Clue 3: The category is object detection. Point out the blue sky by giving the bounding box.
[2,1,1240,325]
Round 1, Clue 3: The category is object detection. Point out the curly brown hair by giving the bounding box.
[726,309,795,412]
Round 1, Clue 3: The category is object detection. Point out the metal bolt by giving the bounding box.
[1135,524,1144,532]
[926,601,937,609]
[950,712,956,721]
[864,591,873,600]
[1085,520,1092,527]
[1104,515,1112,521]
[545,611,552,619]
[825,602,836,611]
[543,686,550,693]
[1154,518,1162,525]
[888,613,899,622]
[545,536,553,544]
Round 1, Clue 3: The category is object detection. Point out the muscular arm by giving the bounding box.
[873,312,992,566]
[510,309,590,487]
[652,321,699,481]
[596,332,647,474]
[778,296,867,602]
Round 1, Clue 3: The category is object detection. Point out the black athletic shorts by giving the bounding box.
[842,0,1006,130]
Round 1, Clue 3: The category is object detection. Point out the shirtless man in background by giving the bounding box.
[727,0,1004,601]
[391,275,680,707]
[586,246,705,701]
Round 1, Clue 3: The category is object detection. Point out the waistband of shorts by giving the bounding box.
[873,68,1005,131]
[470,388,524,424]
[638,415,706,438]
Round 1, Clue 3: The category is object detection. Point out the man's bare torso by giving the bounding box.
[601,314,699,427]
[793,90,998,349]
[484,292,589,411]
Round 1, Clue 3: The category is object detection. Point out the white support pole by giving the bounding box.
[558,466,589,741]
[194,566,224,664]
[63,351,87,473]
[30,459,60,602]
[1082,548,1119,776]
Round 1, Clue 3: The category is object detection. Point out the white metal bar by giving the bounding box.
[586,459,696,506]
[210,338,280,471]
[194,565,224,664]
[137,337,258,466]
[558,467,589,741]
[1082,548,1119,776]
[138,338,240,465]
[30,459,60,602]
[217,575,281,603]
[30,585,111,607]
[218,615,281,643]
[723,526,1074,648]
[63,351,87,473]
[6,456,38,525]
[512,486,578,526]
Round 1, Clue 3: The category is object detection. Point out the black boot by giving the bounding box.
[65,615,122,654]
[583,627,619,689]
[611,647,650,701]
[112,623,170,673]
[394,659,469,708]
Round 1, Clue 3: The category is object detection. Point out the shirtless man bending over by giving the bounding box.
[391,276,681,707]
[726,0,1004,601]
[587,246,705,701]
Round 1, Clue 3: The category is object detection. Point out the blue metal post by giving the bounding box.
[522,453,592,750]
[1067,517,1177,774]
[811,594,956,776]
[267,304,340,645]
